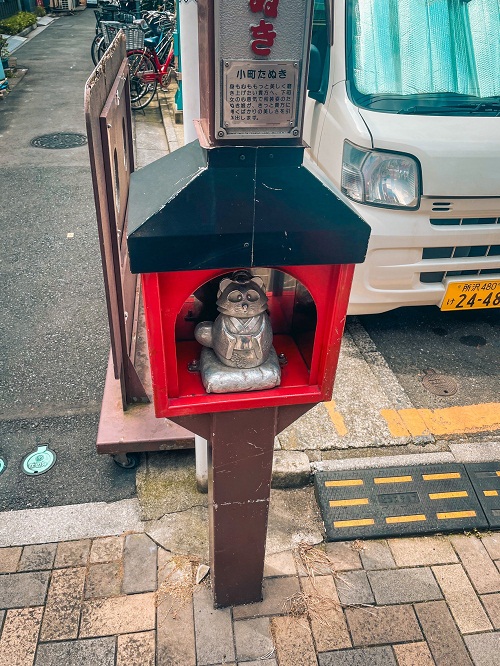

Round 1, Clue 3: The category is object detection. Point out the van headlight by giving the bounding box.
[342,141,420,209]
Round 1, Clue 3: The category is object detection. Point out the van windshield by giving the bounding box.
[347,0,500,114]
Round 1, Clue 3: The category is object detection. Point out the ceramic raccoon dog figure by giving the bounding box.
[194,270,273,369]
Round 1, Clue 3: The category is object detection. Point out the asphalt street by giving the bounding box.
[360,306,500,410]
[0,10,136,509]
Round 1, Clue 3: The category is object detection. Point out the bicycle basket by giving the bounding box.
[122,24,145,50]
[116,11,135,23]
[100,21,122,47]
[101,21,145,49]
[100,9,118,20]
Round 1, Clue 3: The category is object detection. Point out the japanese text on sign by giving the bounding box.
[249,0,279,55]
[223,60,298,128]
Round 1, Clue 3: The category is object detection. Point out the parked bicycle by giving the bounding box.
[91,0,143,65]
[100,12,176,110]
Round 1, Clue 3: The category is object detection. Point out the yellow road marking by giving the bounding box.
[330,498,369,507]
[382,403,500,437]
[386,514,426,524]
[380,409,410,438]
[437,510,476,520]
[325,479,363,487]
[374,475,412,484]
[423,472,461,481]
[484,490,499,497]
[324,400,348,437]
[429,491,468,500]
[396,409,430,437]
[496,471,500,477]
[334,518,374,528]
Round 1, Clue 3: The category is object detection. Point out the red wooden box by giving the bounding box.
[141,264,354,417]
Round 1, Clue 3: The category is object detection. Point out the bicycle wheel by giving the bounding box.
[91,34,106,65]
[91,33,101,66]
[160,66,176,91]
[97,37,107,62]
[128,52,158,110]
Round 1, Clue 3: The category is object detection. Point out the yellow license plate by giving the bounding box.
[441,279,500,311]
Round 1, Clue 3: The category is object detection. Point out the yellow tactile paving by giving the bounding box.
[381,403,500,438]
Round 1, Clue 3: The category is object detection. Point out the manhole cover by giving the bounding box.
[30,132,88,149]
[21,445,56,475]
[460,335,487,348]
[422,369,458,397]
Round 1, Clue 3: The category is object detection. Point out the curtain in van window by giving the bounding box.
[352,0,500,98]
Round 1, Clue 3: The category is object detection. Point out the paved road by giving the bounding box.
[0,10,136,510]
[360,306,499,410]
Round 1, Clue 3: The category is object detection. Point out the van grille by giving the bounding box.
[431,202,453,212]
[420,245,500,283]
[430,217,499,226]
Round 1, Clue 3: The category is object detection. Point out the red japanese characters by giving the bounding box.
[250,19,276,56]
[249,0,279,18]
[249,0,279,56]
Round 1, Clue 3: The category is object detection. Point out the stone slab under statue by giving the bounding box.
[199,346,281,393]
[194,270,281,393]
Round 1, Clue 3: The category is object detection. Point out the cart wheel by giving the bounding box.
[112,453,140,469]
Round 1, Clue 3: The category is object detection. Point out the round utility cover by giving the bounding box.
[0,457,6,476]
[30,132,88,149]
[422,369,458,397]
[22,445,56,476]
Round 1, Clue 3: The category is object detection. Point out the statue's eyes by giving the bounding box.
[228,291,243,303]
[247,290,259,302]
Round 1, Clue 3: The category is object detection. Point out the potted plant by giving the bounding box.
[0,37,9,71]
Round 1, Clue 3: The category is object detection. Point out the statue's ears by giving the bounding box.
[218,277,232,296]
[252,276,265,289]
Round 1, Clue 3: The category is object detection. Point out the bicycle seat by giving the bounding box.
[144,36,159,49]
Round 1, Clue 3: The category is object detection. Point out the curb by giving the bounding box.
[157,89,182,153]
[272,439,500,488]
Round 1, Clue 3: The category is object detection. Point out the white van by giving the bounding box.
[303,0,500,315]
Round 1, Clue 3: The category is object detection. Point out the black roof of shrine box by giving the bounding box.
[127,141,371,274]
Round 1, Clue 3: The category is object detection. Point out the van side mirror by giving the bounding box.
[307,44,322,93]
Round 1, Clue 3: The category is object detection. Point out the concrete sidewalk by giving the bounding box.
[2,527,500,665]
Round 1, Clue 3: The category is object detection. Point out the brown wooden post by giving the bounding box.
[172,405,311,607]
[208,408,277,607]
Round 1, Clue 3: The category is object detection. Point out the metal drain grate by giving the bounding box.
[30,132,88,149]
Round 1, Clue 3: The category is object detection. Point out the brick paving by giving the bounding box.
[2,534,500,664]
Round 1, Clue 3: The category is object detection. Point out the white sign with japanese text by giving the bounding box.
[223,60,298,129]
[215,0,312,139]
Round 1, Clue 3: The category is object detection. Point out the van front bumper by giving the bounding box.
[347,197,500,315]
